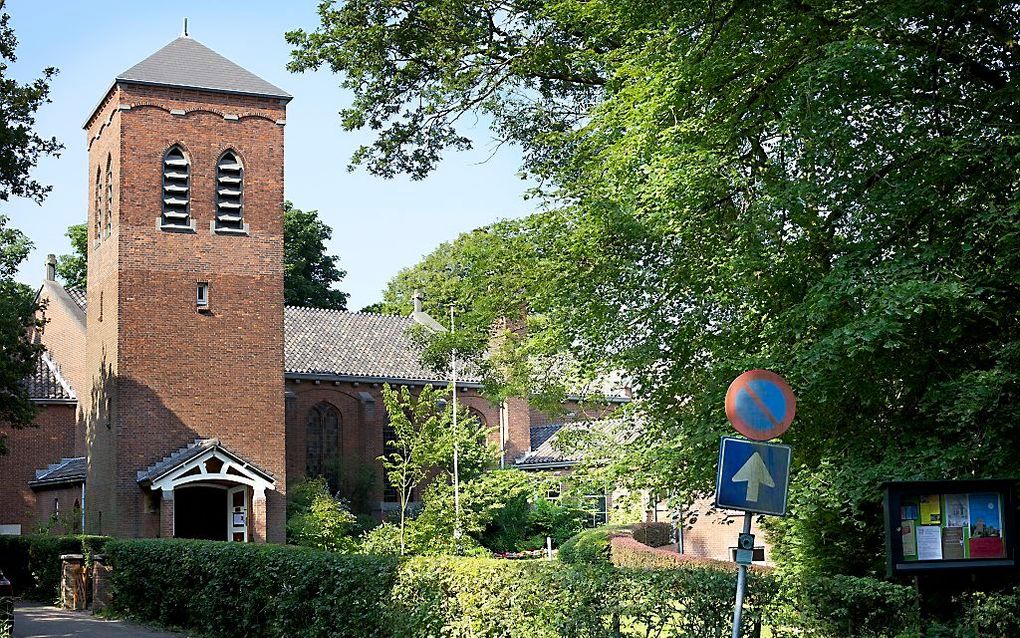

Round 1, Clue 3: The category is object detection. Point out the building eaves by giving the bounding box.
[30,457,86,488]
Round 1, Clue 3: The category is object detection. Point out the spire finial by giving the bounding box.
[182,17,189,37]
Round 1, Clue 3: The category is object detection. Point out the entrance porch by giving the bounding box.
[136,438,275,542]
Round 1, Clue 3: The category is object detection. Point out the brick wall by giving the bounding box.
[0,405,78,532]
[35,281,88,455]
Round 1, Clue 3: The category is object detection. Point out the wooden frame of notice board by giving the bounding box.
[883,479,1017,577]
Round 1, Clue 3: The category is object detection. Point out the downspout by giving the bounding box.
[80,481,86,533]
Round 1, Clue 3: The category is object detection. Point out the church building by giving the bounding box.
[0,34,627,542]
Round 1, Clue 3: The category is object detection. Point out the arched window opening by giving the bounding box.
[215,150,244,232]
[161,146,191,228]
[94,168,102,244]
[305,403,341,493]
[104,155,113,238]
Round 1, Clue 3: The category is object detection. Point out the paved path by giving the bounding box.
[13,602,188,638]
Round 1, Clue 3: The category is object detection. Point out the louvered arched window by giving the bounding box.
[104,155,113,238]
[306,403,341,493]
[161,146,191,228]
[215,150,244,232]
[94,168,102,244]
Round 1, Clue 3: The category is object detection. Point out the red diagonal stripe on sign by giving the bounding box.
[741,381,781,428]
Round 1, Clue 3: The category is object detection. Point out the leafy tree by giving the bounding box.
[0,2,61,204]
[283,201,348,310]
[0,4,58,454]
[55,223,86,289]
[380,384,448,554]
[0,215,41,454]
[292,0,1020,577]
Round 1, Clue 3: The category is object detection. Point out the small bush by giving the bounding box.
[0,535,108,600]
[559,527,611,565]
[286,477,359,552]
[631,522,673,548]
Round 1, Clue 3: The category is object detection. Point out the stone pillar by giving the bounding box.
[59,555,86,611]
[159,489,174,538]
[91,555,112,612]
[251,488,268,543]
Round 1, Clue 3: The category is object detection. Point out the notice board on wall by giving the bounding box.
[883,480,1017,576]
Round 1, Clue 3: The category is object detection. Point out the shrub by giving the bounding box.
[0,535,109,600]
[559,527,612,565]
[789,574,919,638]
[631,522,673,548]
[286,477,359,552]
[106,539,396,638]
[360,522,402,556]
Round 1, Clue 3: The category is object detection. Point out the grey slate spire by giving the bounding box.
[115,36,291,101]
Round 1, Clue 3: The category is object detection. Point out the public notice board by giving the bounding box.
[883,479,1016,575]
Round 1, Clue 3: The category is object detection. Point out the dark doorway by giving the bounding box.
[174,486,227,540]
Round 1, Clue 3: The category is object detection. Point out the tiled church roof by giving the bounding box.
[284,306,480,384]
[65,287,87,313]
[23,354,76,402]
[117,36,290,100]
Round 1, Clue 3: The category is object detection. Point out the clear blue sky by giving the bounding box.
[3,1,535,310]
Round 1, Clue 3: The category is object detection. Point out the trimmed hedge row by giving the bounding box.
[0,535,108,600]
[106,538,779,638]
[105,539,395,638]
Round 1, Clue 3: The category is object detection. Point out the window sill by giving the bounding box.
[211,221,250,236]
[157,219,197,233]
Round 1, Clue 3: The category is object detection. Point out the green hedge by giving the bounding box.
[786,574,920,638]
[106,538,780,638]
[105,539,395,638]
[0,535,108,601]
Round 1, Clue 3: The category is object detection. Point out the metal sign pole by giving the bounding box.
[730,511,753,638]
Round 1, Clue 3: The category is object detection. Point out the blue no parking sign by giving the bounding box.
[715,437,791,516]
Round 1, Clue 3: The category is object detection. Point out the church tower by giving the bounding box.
[82,30,290,541]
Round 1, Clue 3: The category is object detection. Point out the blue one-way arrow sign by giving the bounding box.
[715,437,791,516]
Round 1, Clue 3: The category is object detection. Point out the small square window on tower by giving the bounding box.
[196,282,210,309]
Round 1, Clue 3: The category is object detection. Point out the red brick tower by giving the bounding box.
[82,32,290,542]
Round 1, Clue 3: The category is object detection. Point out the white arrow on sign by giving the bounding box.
[731,452,775,502]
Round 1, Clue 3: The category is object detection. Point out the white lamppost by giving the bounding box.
[450,305,462,547]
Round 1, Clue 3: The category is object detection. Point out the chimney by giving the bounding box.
[412,289,423,314]
[45,254,57,282]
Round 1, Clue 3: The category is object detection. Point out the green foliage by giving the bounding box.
[0,215,41,454]
[0,535,108,600]
[380,383,451,554]
[106,539,396,638]
[290,0,1020,579]
[783,574,920,638]
[360,522,403,556]
[630,523,672,549]
[0,4,62,204]
[55,223,87,290]
[559,527,611,565]
[286,477,359,553]
[283,201,348,310]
